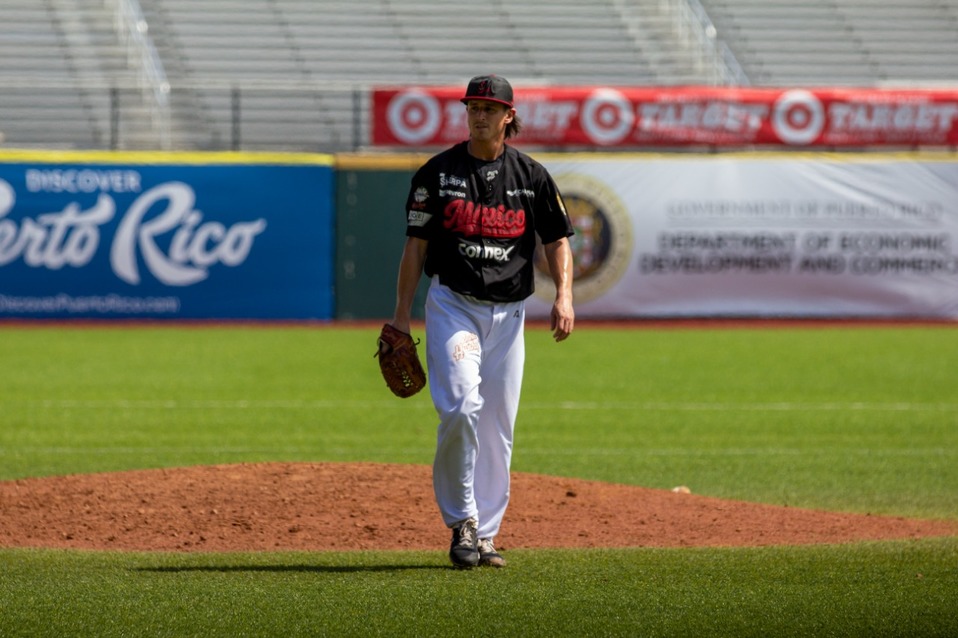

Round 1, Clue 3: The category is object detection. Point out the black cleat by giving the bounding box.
[449,518,479,568]
[478,538,506,568]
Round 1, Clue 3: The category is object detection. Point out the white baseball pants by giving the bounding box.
[425,277,525,540]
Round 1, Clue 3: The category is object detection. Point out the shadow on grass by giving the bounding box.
[135,563,448,574]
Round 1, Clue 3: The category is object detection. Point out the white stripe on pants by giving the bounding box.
[426,278,525,540]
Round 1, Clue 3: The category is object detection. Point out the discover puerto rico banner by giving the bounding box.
[0,151,335,320]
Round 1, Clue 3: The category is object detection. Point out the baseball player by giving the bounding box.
[389,74,575,568]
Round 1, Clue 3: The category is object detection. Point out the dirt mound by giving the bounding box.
[1,462,954,553]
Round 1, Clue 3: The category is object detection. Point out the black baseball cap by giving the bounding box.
[460,75,514,108]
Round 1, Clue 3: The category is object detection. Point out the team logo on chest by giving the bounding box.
[443,199,526,238]
[458,240,516,263]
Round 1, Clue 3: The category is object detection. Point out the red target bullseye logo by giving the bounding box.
[772,90,826,145]
[387,91,442,144]
[581,89,634,145]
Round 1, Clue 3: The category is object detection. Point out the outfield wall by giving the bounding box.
[1,149,956,320]
[335,154,429,321]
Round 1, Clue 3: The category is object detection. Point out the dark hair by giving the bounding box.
[506,112,523,139]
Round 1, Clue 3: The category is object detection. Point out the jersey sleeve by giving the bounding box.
[534,167,575,245]
[404,163,438,240]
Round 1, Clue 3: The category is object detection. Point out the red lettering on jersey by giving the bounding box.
[443,200,526,238]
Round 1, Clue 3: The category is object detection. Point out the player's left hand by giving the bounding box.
[551,297,574,342]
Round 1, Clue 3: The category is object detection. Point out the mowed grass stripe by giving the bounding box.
[21,399,958,412]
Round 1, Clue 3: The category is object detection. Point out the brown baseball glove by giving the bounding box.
[374,323,426,398]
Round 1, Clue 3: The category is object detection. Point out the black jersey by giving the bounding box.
[405,141,574,302]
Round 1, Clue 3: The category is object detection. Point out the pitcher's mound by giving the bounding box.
[1,462,954,552]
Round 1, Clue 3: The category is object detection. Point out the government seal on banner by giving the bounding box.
[534,173,632,305]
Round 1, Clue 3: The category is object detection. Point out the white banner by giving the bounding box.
[528,154,958,319]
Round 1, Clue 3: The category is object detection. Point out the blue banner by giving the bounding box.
[0,152,334,319]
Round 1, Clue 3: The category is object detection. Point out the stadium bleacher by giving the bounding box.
[1,0,956,151]
[705,0,958,86]
[0,0,106,148]
[139,0,709,150]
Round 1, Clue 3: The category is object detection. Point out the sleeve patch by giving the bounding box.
[407,210,432,226]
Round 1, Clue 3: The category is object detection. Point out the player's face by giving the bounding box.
[465,100,514,142]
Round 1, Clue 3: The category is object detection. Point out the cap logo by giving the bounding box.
[461,75,514,108]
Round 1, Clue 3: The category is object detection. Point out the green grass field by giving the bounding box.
[1,323,956,637]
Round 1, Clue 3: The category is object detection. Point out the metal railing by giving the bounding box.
[661,0,750,86]
[105,0,172,148]
[0,79,366,152]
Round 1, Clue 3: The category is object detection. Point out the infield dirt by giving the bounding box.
[1,462,954,553]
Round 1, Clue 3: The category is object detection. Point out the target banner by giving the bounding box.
[371,86,958,148]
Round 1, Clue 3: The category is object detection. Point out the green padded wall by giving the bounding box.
[335,155,430,320]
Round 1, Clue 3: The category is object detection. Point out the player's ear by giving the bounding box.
[505,108,516,123]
